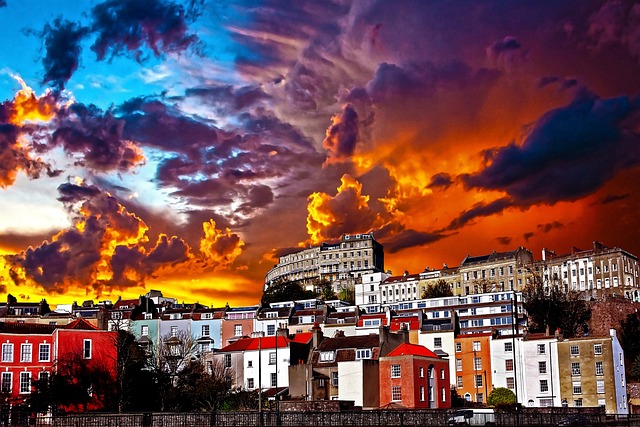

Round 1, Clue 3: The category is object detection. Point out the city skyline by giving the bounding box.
[1,0,640,307]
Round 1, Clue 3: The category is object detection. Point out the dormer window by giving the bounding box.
[267,312,278,318]
[111,312,122,320]
[319,351,334,362]
[356,349,371,359]
[144,313,152,320]
[202,313,213,320]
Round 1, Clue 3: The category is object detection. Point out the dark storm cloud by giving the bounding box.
[235,185,274,215]
[537,221,564,233]
[4,182,194,294]
[445,197,514,231]
[365,61,501,119]
[486,36,527,70]
[323,104,359,163]
[586,0,640,60]
[496,236,512,245]
[382,229,446,254]
[57,181,102,203]
[462,94,640,205]
[184,84,270,114]
[52,103,145,171]
[230,0,349,73]
[90,0,203,61]
[601,193,631,204]
[0,123,60,188]
[41,18,90,90]
[524,232,535,242]
[0,1,6,7]
[428,173,453,190]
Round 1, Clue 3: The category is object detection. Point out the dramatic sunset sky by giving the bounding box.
[1,0,640,308]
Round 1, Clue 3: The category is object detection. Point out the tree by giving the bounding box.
[317,280,337,301]
[422,279,453,299]
[338,285,355,304]
[522,275,591,338]
[261,280,316,305]
[488,387,516,408]
[29,351,116,413]
[112,329,157,412]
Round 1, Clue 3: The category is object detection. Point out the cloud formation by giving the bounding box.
[90,0,202,61]
[462,94,640,206]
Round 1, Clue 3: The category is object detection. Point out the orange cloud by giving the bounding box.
[306,174,385,244]
[199,219,245,270]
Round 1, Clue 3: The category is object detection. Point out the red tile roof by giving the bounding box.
[387,343,438,358]
[291,332,313,344]
[219,335,290,352]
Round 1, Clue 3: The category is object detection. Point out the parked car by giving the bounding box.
[557,414,592,426]
[447,408,496,426]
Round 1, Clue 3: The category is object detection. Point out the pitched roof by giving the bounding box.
[0,322,56,335]
[291,332,313,344]
[65,318,99,330]
[317,334,379,351]
[387,343,439,358]
[219,335,291,352]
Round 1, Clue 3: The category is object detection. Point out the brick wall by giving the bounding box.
[588,296,640,337]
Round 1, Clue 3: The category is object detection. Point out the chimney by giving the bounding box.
[312,322,323,349]
[554,328,563,340]
[334,330,345,338]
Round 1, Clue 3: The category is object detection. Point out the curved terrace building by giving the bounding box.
[265,233,384,292]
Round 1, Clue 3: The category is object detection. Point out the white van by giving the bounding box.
[447,408,496,425]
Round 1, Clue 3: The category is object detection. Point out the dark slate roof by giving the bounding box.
[461,249,519,266]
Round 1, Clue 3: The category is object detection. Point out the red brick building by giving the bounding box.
[0,318,117,411]
[379,343,450,409]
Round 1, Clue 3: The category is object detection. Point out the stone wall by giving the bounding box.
[588,296,640,337]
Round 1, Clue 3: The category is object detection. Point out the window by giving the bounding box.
[202,325,210,336]
[571,362,581,376]
[271,373,277,387]
[83,339,92,359]
[505,359,514,371]
[596,380,605,394]
[39,344,50,362]
[572,381,582,394]
[1,372,11,393]
[595,361,604,376]
[594,344,603,355]
[420,386,425,402]
[391,386,402,401]
[506,377,515,389]
[356,349,371,359]
[391,364,401,378]
[455,342,462,352]
[440,369,445,380]
[141,325,149,336]
[574,398,583,407]
[476,393,483,403]
[331,371,338,387]
[170,326,178,337]
[570,345,579,356]
[234,324,242,336]
[269,352,276,365]
[419,367,425,378]
[19,372,30,394]
[247,360,253,368]
[1,343,13,362]
[504,342,513,352]
[457,376,463,388]
[537,344,546,355]
[434,337,442,348]
[539,361,547,374]
[224,354,231,368]
[267,325,275,335]
[474,358,482,370]
[540,380,549,393]
[456,359,462,371]
[473,341,481,351]
[247,378,254,389]
[39,371,49,382]
[475,375,483,387]
[319,351,334,362]
[20,344,32,362]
